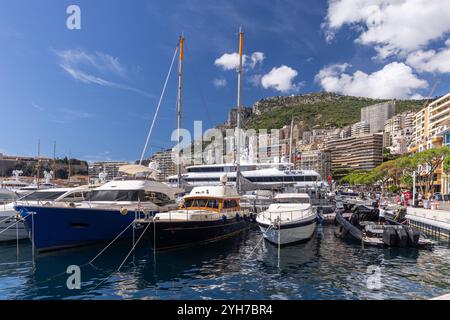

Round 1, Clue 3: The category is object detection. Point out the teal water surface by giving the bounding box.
[0,225,449,300]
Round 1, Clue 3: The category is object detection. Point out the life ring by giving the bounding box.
[120,207,128,216]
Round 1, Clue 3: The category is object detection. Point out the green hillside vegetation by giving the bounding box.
[244,93,428,131]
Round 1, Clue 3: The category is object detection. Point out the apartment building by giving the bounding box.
[361,101,396,133]
[409,93,450,194]
[88,161,131,182]
[383,112,414,153]
[325,133,383,178]
[299,150,331,180]
[351,121,370,136]
[148,149,177,181]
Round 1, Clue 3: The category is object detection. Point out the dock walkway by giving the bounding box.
[406,207,450,239]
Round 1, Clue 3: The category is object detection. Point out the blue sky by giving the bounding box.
[0,0,449,162]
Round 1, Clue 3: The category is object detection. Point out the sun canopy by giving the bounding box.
[118,164,155,176]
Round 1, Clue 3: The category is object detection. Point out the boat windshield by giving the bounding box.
[86,190,174,204]
[87,190,142,202]
[338,192,359,197]
[183,198,220,209]
[275,198,310,204]
[0,191,16,202]
[20,191,67,201]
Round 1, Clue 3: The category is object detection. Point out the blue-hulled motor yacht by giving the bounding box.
[16,175,181,252]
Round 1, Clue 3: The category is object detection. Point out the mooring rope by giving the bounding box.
[88,220,136,265]
[90,220,153,291]
[246,224,273,259]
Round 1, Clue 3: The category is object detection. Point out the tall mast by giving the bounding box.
[36,139,41,189]
[68,151,72,183]
[236,27,244,193]
[289,115,294,169]
[53,141,56,180]
[177,35,184,189]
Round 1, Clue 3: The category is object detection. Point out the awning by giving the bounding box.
[118,164,154,176]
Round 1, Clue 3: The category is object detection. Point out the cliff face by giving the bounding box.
[243,92,427,131]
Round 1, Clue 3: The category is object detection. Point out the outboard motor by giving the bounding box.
[383,227,397,246]
[406,227,420,247]
[395,226,408,247]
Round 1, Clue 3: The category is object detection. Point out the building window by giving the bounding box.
[443,133,450,147]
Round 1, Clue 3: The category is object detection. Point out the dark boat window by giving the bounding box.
[275,198,310,204]
[144,191,174,205]
[187,167,224,173]
[59,191,86,202]
[87,190,142,202]
[206,199,219,209]
[20,191,66,201]
[223,200,238,208]
[182,198,220,209]
[183,198,210,208]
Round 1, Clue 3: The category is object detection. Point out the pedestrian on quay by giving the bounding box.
[379,209,386,225]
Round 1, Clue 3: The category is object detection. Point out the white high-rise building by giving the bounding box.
[361,101,396,133]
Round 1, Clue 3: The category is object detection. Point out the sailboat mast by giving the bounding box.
[236,27,244,193]
[289,115,294,169]
[53,141,56,180]
[36,139,40,189]
[177,35,184,189]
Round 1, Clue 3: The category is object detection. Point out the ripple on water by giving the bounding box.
[0,226,449,299]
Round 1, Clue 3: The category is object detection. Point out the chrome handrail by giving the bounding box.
[258,207,314,224]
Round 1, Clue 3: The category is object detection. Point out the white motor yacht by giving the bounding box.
[0,187,91,242]
[256,193,317,245]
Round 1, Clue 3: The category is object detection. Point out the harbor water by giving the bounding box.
[0,225,449,300]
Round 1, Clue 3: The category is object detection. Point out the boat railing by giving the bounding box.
[259,208,313,224]
[152,208,252,222]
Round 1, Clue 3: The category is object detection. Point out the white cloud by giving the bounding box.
[213,78,227,87]
[248,74,263,87]
[406,39,450,73]
[56,49,128,78]
[248,52,265,68]
[31,102,45,111]
[315,62,428,99]
[214,51,265,70]
[261,65,300,93]
[55,49,153,98]
[323,0,450,59]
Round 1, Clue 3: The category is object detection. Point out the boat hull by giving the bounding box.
[15,205,140,252]
[0,214,28,242]
[144,218,251,250]
[258,216,317,245]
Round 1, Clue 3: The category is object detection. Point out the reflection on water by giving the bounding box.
[0,226,449,300]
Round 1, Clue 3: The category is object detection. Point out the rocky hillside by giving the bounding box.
[244,92,428,131]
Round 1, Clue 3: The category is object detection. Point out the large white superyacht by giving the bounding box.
[167,161,327,190]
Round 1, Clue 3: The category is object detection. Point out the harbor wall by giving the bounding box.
[406,207,450,239]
